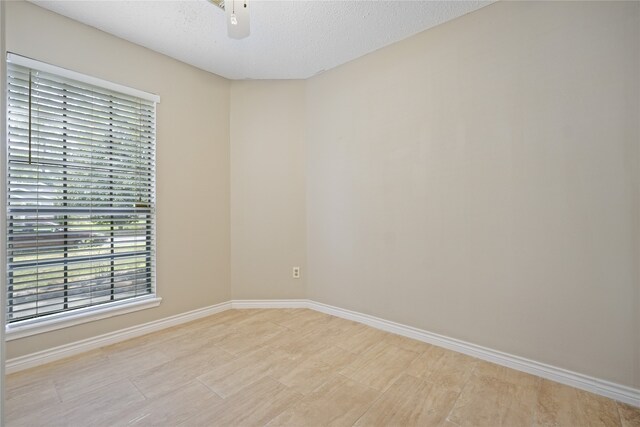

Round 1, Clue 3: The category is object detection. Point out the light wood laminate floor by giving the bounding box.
[6,309,640,426]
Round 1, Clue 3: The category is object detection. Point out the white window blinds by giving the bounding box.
[6,54,158,324]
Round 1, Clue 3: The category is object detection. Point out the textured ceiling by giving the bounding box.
[29,0,493,80]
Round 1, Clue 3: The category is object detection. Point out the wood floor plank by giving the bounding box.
[473,360,541,389]
[534,379,622,427]
[354,374,459,426]
[340,341,420,391]
[60,380,146,426]
[275,345,358,395]
[232,308,307,327]
[334,323,389,355]
[276,357,337,395]
[5,379,60,426]
[131,343,234,399]
[215,320,288,355]
[197,346,299,398]
[104,337,175,379]
[267,374,380,427]
[11,380,147,427]
[406,345,478,392]
[267,328,333,358]
[447,372,539,426]
[182,376,303,426]
[277,309,335,331]
[378,331,433,354]
[617,402,640,427]
[52,350,128,402]
[108,380,222,426]
[311,345,360,371]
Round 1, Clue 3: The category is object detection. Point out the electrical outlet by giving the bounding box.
[292,266,300,279]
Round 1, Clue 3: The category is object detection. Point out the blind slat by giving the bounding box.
[7,98,154,133]
[10,278,154,302]
[8,286,154,316]
[8,68,158,110]
[8,69,157,110]
[10,265,154,289]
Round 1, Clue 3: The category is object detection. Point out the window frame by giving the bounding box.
[5,53,161,339]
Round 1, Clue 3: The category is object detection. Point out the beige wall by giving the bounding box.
[5,1,231,359]
[305,1,640,388]
[230,81,306,299]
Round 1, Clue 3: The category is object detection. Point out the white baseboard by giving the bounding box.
[5,301,231,374]
[6,298,639,407]
[231,299,309,309]
[306,300,640,408]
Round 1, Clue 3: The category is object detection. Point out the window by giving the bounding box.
[6,54,159,328]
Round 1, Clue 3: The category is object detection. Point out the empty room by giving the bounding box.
[0,0,638,425]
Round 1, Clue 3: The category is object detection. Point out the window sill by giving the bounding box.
[5,296,162,341]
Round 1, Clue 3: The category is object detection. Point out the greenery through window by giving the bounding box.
[6,54,157,324]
